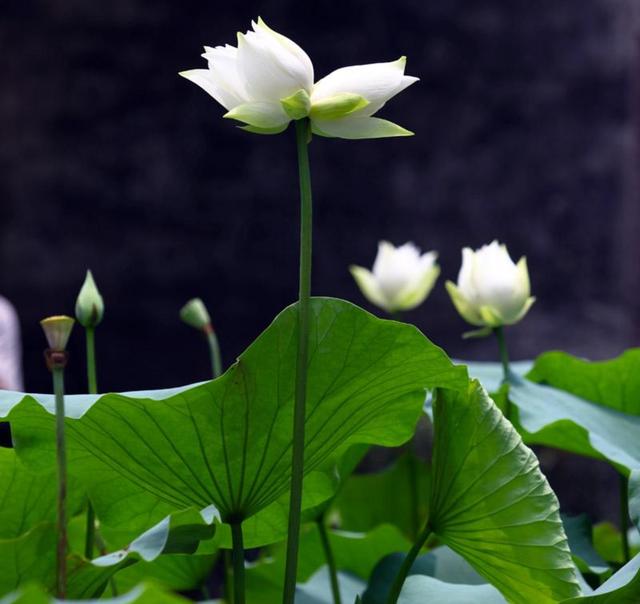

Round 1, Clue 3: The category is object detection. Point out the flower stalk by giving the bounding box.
[494,326,513,420]
[230,521,246,604]
[283,117,314,604]
[316,515,341,604]
[386,521,432,604]
[620,473,631,563]
[41,315,75,599]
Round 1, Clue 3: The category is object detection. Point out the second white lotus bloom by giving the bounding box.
[350,242,440,314]
[446,240,535,328]
[180,18,418,139]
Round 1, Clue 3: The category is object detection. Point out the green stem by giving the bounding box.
[407,449,420,540]
[53,367,67,599]
[620,473,631,563]
[84,327,97,560]
[494,326,513,420]
[283,118,313,604]
[316,516,342,604]
[206,328,223,379]
[230,521,246,604]
[224,549,234,603]
[386,521,432,604]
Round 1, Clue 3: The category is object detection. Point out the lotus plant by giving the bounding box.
[181,17,417,604]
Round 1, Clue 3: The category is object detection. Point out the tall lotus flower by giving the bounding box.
[180,18,417,139]
[350,242,440,314]
[446,241,535,328]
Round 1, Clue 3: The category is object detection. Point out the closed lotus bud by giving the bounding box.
[446,240,536,328]
[180,18,417,139]
[75,270,104,328]
[41,315,75,352]
[350,241,440,314]
[180,298,212,332]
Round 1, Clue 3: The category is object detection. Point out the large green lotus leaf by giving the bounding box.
[429,380,581,603]
[3,298,466,528]
[112,554,216,594]
[330,453,430,539]
[294,567,366,604]
[397,575,506,603]
[0,581,193,603]
[0,447,84,539]
[462,358,640,474]
[455,360,533,393]
[527,350,640,415]
[245,523,411,603]
[362,547,494,604]
[562,554,640,602]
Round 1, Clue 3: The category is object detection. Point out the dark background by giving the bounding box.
[2,1,640,519]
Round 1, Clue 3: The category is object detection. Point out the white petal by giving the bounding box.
[179,69,244,111]
[311,58,418,117]
[236,21,313,102]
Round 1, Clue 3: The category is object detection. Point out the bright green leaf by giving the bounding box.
[3,298,466,537]
[429,380,581,603]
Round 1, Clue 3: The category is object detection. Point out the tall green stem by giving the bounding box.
[53,366,67,598]
[283,118,313,603]
[230,521,246,604]
[620,473,631,563]
[316,516,342,604]
[84,327,97,559]
[206,328,223,379]
[494,326,513,420]
[386,521,432,604]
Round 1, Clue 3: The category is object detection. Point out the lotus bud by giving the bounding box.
[180,298,212,333]
[350,241,440,314]
[75,270,104,328]
[41,316,75,352]
[446,240,536,328]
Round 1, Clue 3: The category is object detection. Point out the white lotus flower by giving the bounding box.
[446,240,535,328]
[350,242,440,314]
[180,18,417,139]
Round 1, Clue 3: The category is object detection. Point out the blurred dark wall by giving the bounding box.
[1,1,638,394]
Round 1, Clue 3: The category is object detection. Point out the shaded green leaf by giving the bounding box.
[330,453,430,539]
[562,554,640,602]
[429,380,581,602]
[563,515,610,577]
[397,575,506,603]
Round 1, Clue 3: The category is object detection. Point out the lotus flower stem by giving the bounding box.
[230,521,246,604]
[316,515,342,604]
[205,325,223,379]
[494,326,513,420]
[386,521,432,604]
[283,117,314,603]
[620,473,631,563]
[50,358,68,598]
[84,326,97,559]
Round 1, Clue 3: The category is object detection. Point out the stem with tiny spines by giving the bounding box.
[494,325,513,420]
[52,365,67,598]
[385,521,432,604]
[283,117,314,604]
[316,515,342,604]
[230,521,246,604]
[84,327,97,560]
[620,473,631,563]
[206,326,223,379]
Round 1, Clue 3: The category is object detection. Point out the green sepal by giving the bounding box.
[462,326,493,339]
[240,123,289,135]
[280,89,311,120]
[310,93,370,120]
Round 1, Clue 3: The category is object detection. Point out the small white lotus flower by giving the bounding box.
[350,242,440,314]
[446,240,535,328]
[180,18,417,139]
